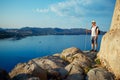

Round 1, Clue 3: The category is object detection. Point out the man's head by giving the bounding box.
[92,20,96,26]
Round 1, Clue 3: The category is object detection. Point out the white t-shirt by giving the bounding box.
[91,26,97,37]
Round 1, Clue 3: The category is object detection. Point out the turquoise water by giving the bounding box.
[0,35,103,72]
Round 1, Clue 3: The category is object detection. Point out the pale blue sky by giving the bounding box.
[0,0,116,31]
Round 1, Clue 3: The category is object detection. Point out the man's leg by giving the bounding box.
[91,43,94,50]
[94,37,98,51]
[95,43,98,50]
[91,37,94,51]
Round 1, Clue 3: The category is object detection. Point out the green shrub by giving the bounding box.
[84,67,92,73]
[95,59,101,64]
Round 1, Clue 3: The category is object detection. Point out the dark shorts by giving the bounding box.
[91,36,98,44]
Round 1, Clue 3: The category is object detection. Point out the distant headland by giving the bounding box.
[0,27,106,39]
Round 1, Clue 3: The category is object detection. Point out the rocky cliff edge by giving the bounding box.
[9,47,114,80]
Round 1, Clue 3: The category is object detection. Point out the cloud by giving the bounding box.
[35,8,49,13]
[50,0,114,17]
[34,0,114,18]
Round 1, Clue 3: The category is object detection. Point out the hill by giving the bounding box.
[0,27,106,39]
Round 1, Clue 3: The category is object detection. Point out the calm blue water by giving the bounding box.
[0,35,103,72]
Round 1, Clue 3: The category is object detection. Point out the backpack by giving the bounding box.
[96,26,100,35]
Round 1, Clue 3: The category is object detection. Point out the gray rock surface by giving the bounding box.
[72,53,91,68]
[87,68,114,80]
[9,60,47,80]
[9,56,68,80]
[61,47,83,62]
[65,63,84,80]
[32,56,68,79]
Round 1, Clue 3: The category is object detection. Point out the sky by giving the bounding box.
[0,0,116,31]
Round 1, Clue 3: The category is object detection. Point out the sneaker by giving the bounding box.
[90,49,94,52]
[94,50,97,52]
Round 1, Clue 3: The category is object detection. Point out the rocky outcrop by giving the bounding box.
[61,47,91,68]
[60,47,93,80]
[9,47,93,80]
[97,0,120,79]
[61,47,83,62]
[9,61,47,80]
[31,56,68,79]
[9,56,68,80]
[9,47,114,80]
[87,68,114,80]
[110,0,120,30]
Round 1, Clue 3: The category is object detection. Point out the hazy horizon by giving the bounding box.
[0,0,116,31]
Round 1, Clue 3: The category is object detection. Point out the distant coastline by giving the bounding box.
[0,27,106,39]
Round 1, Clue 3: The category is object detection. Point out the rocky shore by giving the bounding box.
[0,47,115,80]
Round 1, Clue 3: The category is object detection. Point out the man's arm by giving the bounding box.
[86,29,91,33]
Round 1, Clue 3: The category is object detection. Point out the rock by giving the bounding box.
[72,53,91,68]
[10,56,68,80]
[53,53,61,57]
[87,68,114,80]
[97,0,120,79]
[110,0,120,30]
[32,56,68,79]
[32,56,68,69]
[98,29,120,79]
[61,47,92,68]
[60,47,92,80]
[64,63,84,80]
[61,47,83,62]
[9,61,47,80]
[83,51,97,60]
[57,68,68,78]
[0,68,11,80]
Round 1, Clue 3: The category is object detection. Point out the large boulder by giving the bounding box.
[87,68,114,80]
[59,47,92,80]
[0,68,11,80]
[61,47,91,69]
[9,61,47,80]
[61,47,83,62]
[97,0,120,79]
[32,56,68,79]
[72,53,91,68]
[64,63,84,80]
[10,56,68,80]
[32,56,67,70]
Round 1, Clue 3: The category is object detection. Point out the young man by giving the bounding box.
[90,20,99,52]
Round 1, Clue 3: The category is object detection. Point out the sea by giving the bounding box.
[0,35,103,72]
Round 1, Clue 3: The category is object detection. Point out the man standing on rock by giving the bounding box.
[90,20,99,52]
